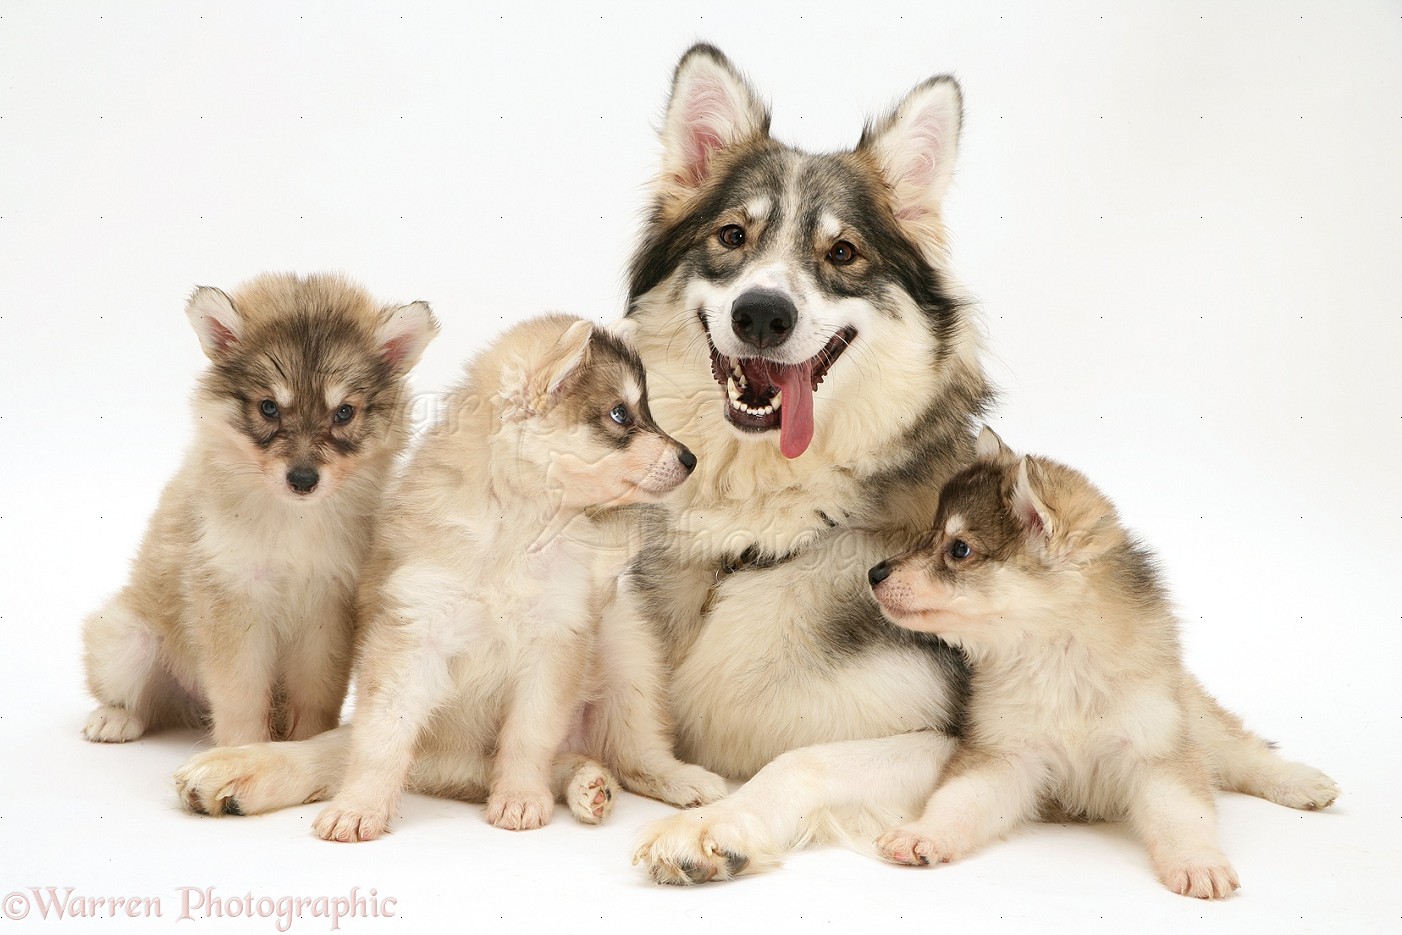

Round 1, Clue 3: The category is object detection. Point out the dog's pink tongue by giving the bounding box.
[775,362,815,459]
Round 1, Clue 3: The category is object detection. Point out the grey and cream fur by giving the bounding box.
[620,45,992,882]
[82,272,437,747]
[175,315,727,833]
[869,427,1340,898]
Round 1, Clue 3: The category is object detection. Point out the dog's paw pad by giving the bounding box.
[312,803,389,843]
[1267,765,1340,811]
[875,826,956,866]
[1157,852,1240,900]
[173,747,284,817]
[487,791,554,831]
[566,765,618,825]
[633,812,753,885]
[654,764,728,809]
[83,705,145,743]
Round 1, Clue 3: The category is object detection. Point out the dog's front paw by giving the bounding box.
[875,825,963,866]
[565,763,618,825]
[626,763,728,809]
[633,809,755,885]
[83,705,145,743]
[313,802,390,843]
[1155,851,1240,899]
[174,746,295,817]
[486,789,554,831]
[1263,763,1340,811]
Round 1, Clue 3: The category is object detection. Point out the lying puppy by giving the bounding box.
[83,273,437,746]
[868,427,1339,898]
[311,314,727,840]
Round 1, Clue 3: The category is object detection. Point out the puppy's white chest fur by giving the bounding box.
[973,635,1181,818]
[199,493,362,613]
[478,535,597,643]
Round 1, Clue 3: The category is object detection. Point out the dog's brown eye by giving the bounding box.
[949,539,971,561]
[718,224,746,248]
[259,399,280,420]
[828,240,858,265]
[333,404,355,425]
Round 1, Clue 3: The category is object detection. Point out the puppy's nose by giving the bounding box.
[286,466,319,494]
[868,560,893,587]
[731,289,796,349]
[678,448,697,473]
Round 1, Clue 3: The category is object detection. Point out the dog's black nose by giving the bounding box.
[678,448,697,473]
[868,561,893,587]
[286,466,319,494]
[731,289,796,349]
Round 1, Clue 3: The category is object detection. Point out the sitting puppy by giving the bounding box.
[868,427,1339,899]
[83,273,437,746]
[312,314,726,840]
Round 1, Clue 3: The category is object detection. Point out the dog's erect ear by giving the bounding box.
[1010,457,1056,547]
[858,75,962,252]
[974,425,1014,464]
[376,301,439,376]
[1011,457,1117,563]
[535,319,594,402]
[185,286,243,360]
[600,315,637,344]
[659,44,770,198]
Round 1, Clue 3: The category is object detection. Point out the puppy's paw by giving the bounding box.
[83,705,145,743]
[313,802,390,843]
[1263,763,1340,811]
[174,746,306,817]
[633,809,757,885]
[565,764,618,825]
[626,763,728,809]
[1155,851,1240,900]
[875,825,962,866]
[486,789,554,831]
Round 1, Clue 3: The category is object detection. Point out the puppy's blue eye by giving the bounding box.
[333,404,355,424]
[950,539,971,560]
[609,404,630,426]
[259,399,280,420]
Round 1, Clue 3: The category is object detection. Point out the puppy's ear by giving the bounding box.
[520,319,593,412]
[974,424,1014,464]
[659,44,770,202]
[600,315,637,344]
[858,75,962,254]
[1011,457,1117,563]
[376,301,439,376]
[185,286,243,360]
[1010,457,1056,547]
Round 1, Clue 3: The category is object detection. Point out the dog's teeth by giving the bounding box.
[730,359,746,387]
[772,389,782,408]
[727,377,742,404]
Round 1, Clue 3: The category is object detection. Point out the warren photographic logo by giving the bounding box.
[2,886,396,931]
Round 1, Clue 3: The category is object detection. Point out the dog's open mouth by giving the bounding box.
[704,317,858,459]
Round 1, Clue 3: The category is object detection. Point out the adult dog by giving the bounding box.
[624,44,989,882]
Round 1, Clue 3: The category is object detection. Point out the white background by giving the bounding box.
[1,2,1399,933]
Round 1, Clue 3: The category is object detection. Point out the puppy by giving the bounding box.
[83,273,437,747]
[868,427,1339,898]
[312,314,726,841]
